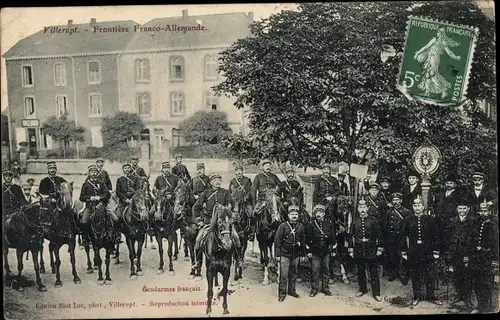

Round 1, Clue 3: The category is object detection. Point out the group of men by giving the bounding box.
[2,156,498,313]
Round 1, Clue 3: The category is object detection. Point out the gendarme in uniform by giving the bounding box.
[251,159,281,213]
[189,163,210,205]
[172,154,191,183]
[2,170,27,217]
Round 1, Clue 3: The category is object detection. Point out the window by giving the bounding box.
[89,93,102,117]
[54,63,66,86]
[136,92,151,116]
[91,127,103,147]
[56,95,68,117]
[22,65,34,87]
[88,61,101,84]
[170,92,185,116]
[135,59,150,82]
[170,56,184,81]
[38,128,52,149]
[204,90,219,110]
[172,128,185,147]
[24,97,35,118]
[153,128,165,151]
[204,55,218,80]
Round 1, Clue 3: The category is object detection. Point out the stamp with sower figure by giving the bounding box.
[397,16,479,106]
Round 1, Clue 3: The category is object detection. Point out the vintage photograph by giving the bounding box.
[1,2,498,319]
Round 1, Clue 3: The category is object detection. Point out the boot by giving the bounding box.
[81,223,91,247]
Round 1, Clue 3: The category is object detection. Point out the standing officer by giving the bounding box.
[305,204,335,297]
[115,163,142,244]
[364,176,394,207]
[275,204,306,302]
[279,165,305,214]
[402,169,422,209]
[349,199,384,302]
[385,192,412,284]
[189,163,210,205]
[130,156,147,179]
[95,158,113,193]
[400,197,442,306]
[38,161,68,207]
[251,159,281,215]
[445,198,476,310]
[468,201,498,313]
[2,170,27,216]
[465,171,497,215]
[228,162,254,239]
[313,164,340,223]
[364,183,387,222]
[172,153,191,183]
[433,172,461,253]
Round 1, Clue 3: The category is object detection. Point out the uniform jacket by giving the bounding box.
[116,174,141,204]
[468,217,498,270]
[385,205,412,244]
[362,179,396,202]
[432,188,460,221]
[228,176,253,204]
[131,165,147,179]
[96,169,113,191]
[154,173,179,194]
[2,183,28,214]
[190,174,211,197]
[79,178,111,207]
[172,163,191,182]
[400,214,440,262]
[464,184,497,214]
[402,183,422,209]
[251,172,281,202]
[350,215,383,260]
[192,187,233,223]
[275,221,306,258]
[305,219,336,256]
[38,176,68,199]
[364,194,387,222]
[445,214,477,265]
[279,179,304,204]
[313,175,340,206]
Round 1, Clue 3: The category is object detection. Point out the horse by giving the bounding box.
[150,183,184,276]
[120,185,149,280]
[73,197,99,273]
[256,187,285,285]
[38,181,81,288]
[230,186,252,282]
[3,201,46,292]
[203,204,236,315]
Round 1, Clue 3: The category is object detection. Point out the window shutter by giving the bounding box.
[144,60,150,80]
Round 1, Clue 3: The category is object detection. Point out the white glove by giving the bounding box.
[125,199,131,204]
[401,252,408,260]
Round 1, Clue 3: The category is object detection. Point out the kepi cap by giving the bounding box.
[322,163,332,170]
[174,153,182,159]
[313,204,327,213]
[47,161,57,169]
[131,156,139,161]
[284,165,294,173]
[288,205,300,213]
[391,192,403,200]
[209,174,222,181]
[96,157,104,162]
[161,161,170,168]
[122,163,131,169]
[369,183,381,190]
[471,172,485,179]
[234,162,243,171]
[22,183,32,190]
[2,170,13,177]
[260,159,271,167]
[196,163,205,169]
[88,164,98,171]
[378,176,391,183]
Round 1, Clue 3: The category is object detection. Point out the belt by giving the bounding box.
[416,240,423,244]
[357,238,371,243]
[476,247,491,252]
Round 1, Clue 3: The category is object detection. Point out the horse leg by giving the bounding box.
[54,245,63,287]
[150,234,156,250]
[127,237,137,280]
[15,249,24,291]
[104,247,113,285]
[114,243,121,264]
[94,248,104,285]
[39,246,46,274]
[195,249,203,280]
[4,247,13,276]
[167,234,175,276]
[222,267,230,314]
[206,265,214,315]
[136,235,145,276]
[69,239,81,284]
[156,235,165,275]
[49,243,56,274]
[31,250,47,292]
[85,243,94,273]
[173,232,178,261]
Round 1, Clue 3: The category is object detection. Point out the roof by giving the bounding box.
[124,12,251,52]
[3,20,138,59]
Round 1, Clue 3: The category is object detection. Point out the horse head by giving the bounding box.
[130,188,149,221]
[173,180,190,217]
[264,187,282,223]
[58,181,74,211]
[214,204,234,251]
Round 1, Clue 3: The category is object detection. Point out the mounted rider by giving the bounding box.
[192,174,240,264]
[79,165,113,245]
[115,163,142,243]
[22,182,37,204]
[130,156,147,179]
[279,165,305,214]
[95,157,113,193]
[2,169,28,218]
[150,161,180,230]
[38,161,68,212]
[172,153,192,184]
[189,163,210,205]
[228,162,253,239]
[251,159,282,218]
[313,164,340,224]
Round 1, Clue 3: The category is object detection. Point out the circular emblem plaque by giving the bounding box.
[412,143,442,176]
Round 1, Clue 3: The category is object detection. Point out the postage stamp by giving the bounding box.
[397,16,479,106]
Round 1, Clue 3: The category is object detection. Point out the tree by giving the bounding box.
[215,1,496,186]
[41,115,85,158]
[101,111,145,147]
[179,110,232,145]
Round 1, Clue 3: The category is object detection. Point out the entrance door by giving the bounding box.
[27,128,37,149]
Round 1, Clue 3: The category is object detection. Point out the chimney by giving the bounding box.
[90,18,97,24]
[247,12,254,21]
[68,19,73,25]
[182,9,188,18]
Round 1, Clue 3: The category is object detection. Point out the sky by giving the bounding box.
[0,4,300,112]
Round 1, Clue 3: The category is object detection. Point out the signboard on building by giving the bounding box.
[21,119,40,127]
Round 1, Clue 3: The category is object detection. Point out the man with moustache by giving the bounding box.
[385,192,412,285]
[279,166,305,216]
[2,170,28,217]
[445,199,476,311]
[305,204,336,297]
[130,156,147,179]
[349,198,384,302]
[402,169,423,209]
[21,183,36,204]
[251,159,281,217]
[114,163,142,244]
[275,204,306,302]
[400,197,442,306]
[172,154,191,184]
[189,163,210,206]
[433,172,461,226]
[38,161,68,211]
[468,201,498,313]
[228,162,254,240]
[95,158,113,193]
[364,183,387,223]
[313,164,340,224]
[151,161,180,229]
[464,172,497,215]
[364,176,394,208]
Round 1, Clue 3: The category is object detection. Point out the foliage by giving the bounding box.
[101,112,144,147]
[84,146,103,159]
[173,144,230,159]
[215,1,496,185]
[102,144,140,163]
[1,114,9,143]
[179,111,232,145]
[41,115,84,159]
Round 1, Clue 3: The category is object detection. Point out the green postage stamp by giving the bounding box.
[397,16,479,106]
